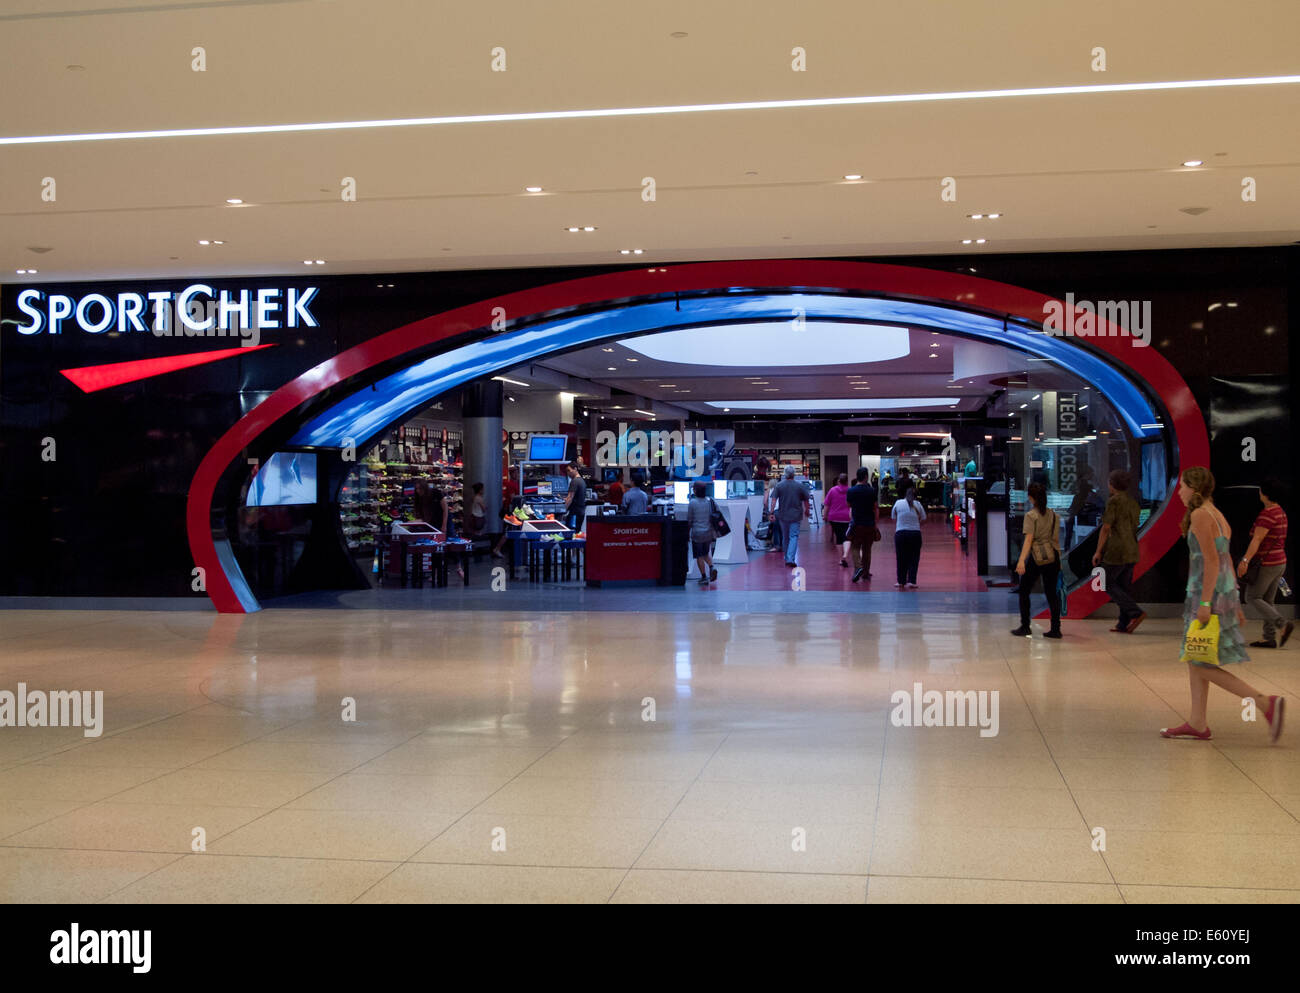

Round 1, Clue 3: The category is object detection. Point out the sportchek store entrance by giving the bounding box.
[4,252,1292,617]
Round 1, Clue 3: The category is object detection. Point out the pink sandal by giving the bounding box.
[1160,722,1212,740]
[1264,696,1285,744]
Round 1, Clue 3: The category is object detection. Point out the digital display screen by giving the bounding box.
[247,452,316,506]
[527,435,568,462]
[713,480,726,500]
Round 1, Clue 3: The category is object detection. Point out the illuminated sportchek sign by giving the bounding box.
[13,285,319,335]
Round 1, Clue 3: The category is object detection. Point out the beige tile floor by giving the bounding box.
[0,607,1297,904]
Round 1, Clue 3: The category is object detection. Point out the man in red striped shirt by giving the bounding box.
[1237,477,1292,648]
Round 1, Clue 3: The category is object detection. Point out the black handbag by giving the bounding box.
[709,498,731,537]
[1241,557,1261,588]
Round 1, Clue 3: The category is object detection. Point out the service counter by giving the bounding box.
[584,514,688,586]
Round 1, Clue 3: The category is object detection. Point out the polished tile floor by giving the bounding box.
[0,607,1296,904]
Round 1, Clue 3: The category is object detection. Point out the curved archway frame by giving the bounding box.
[187,260,1207,613]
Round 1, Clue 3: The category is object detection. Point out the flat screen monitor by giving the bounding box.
[527,435,568,462]
[248,452,316,506]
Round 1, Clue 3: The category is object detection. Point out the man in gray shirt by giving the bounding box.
[620,481,649,515]
[772,467,810,568]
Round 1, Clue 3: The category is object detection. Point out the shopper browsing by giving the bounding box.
[1011,483,1062,638]
[687,481,718,585]
[773,467,810,568]
[891,486,925,589]
[564,463,586,531]
[1092,470,1145,633]
[846,467,878,584]
[764,477,783,553]
[466,482,487,537]
[823,473,853,567]
[606,477,625,507]
[1160,466,1284,742]
[1236,477,1293,649]
[620,479,649,515]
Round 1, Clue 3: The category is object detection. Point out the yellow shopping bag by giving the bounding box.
[1180,615,1221,665]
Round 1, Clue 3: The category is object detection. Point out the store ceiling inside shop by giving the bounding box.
[3,0,1298,282]
[514,323,1076,418]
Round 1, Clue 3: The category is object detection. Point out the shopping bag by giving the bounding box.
[708,498,731,537]
[1180,615,1222,665]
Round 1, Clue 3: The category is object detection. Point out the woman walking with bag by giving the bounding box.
[823,473,853,567]
[1161,467,1284,741]
[687,481,718,586]
[1011,483,1063,638]
[891,486,925,589]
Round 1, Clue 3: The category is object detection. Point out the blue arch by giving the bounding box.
[289,292,1161,449]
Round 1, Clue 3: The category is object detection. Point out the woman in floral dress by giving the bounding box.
[1161,467,1284,742]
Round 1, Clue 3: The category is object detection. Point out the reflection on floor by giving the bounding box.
[1,607,1296,904]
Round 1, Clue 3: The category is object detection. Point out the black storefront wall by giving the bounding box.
[0,247,1295,602]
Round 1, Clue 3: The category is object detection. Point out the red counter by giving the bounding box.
[585,516,664,581]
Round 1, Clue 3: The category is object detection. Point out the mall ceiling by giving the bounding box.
[2,0,1298,282]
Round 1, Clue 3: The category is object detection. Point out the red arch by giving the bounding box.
[187,259,1208,613]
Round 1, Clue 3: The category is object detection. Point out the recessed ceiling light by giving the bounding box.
[722,408,730,412]
[962,239,972,245]
[658,384,677,388]
[607,366,618,371]
[602,347,614,352]
[198,240,210,245]
[303,260,314,264]
[1032,394,1041,400]
[987,213,1000,219]
[975,238,986,244]
[525,186,543,193]
[929,354,938,358]
[315,259,325,264]
[970,213,984,219]
[626,358,637,362]
[1182,159,1203,167]
[567,227,580,232]
[583,226,595,232]
[225,198,243,205]
[843,174,862,180]
[620,249,630,254]
[213,240,224,245]
[1019,403,1028,409]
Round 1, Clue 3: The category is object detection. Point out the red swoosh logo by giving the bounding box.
[60,344,276,393]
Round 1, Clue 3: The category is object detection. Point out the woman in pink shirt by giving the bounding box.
[823,473,853,567]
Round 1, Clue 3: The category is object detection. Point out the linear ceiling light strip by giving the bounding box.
[4,75,1298,145]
